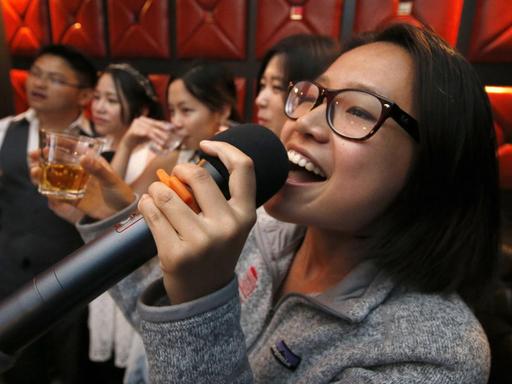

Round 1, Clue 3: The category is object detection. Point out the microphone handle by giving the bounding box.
[0,213,154,355]
[0,161,225,356]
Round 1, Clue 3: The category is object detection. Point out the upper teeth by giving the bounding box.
[287,150,325,178]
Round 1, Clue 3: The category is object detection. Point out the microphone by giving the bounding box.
[0,124,289,357]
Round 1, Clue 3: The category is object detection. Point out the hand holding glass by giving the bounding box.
[38,132,104,200]
[149,122,184,154]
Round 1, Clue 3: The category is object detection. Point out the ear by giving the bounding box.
[77,87,94,108]
[141,106,149,117]
[218,104,231,125]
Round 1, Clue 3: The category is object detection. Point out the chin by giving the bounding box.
[263,193,301,224]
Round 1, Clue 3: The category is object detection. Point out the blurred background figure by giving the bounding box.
[86,62,164,384]
[255,34,340,136]
[0,44,97,384]
[33,60,241,384]
[122,60,242,197]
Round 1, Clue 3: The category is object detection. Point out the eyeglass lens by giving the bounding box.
[29,68,79,87]
[286,81,384,139]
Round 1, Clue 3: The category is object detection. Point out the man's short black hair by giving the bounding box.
[34,44,97,88]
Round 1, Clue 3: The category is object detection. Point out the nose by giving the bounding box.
[171,114,184,130]
[30,74,48,88]
[293,103,330,143]
[255,88,268,108]
[92,98,107,113]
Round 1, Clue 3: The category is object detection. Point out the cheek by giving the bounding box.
[111,106,122,122]
[330,146,414,228]
[25,79,34,91]
[269,95,285,118]
[91,101,100,114]
[279,120,295,141]
[195,112,219,136]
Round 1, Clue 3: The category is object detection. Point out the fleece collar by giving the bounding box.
[253,209,395,324]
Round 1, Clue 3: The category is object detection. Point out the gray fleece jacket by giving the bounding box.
[137,210,490,383]
[78,207,490,384]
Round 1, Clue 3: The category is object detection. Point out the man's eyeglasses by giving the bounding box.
[285,80,419,142]
[28,68,84,88]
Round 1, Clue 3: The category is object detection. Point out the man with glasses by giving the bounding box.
[0,44,97,384]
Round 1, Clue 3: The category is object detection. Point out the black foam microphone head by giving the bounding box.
[198,124,289,207]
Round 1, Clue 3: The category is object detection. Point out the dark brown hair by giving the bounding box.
[354,23,500,304]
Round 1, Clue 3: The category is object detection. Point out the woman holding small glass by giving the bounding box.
[31,60,241,384]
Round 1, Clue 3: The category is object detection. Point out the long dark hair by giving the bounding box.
[257,34,340,94]
[171,61,241,123]
[356,24,500,304]
[104,64,163,125]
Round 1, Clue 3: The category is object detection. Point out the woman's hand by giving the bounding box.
[30,149,135,221]
[138,140,257,304]
[29,149,83,222]
[77,154,135,218]
[121,116,174,151]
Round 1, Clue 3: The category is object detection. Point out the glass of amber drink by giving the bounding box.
[38,132,103,200]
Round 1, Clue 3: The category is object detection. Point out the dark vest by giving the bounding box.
[0,119,85,301]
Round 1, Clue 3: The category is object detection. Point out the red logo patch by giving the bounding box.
[239,266,258,300]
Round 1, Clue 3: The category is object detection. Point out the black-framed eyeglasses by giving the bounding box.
[28,67,84,88]
[285,80,419,142]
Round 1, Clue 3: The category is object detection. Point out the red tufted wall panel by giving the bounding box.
[10,69,28,114]
[487,87,512,190]
[176,0,247,59]
[499,144,512,190]
[148,73,170,106]
[468,0,512,62]
[1,0,511,123]
[148,73,171,118]
[353,0,463,47]
[108,0,170,58]
[1,0,49,56]
[234,77,246,118]
[49,0,106,57]
[488,87,512,143]
[255,0,343,59]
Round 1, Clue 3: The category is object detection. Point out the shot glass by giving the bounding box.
[38,132,104,200]
[149,122,184,155]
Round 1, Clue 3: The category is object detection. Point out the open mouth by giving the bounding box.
[30,91,47,99]
[93,117,109,126]
[287,149,327,182]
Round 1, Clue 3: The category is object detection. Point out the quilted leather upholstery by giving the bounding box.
[353,0,463,47]
[499,144,512,190]
[1,0,49,56]
[487,87,512,190]
[488,88,512,143]
[108,0,170,58]
[9,69,28,115]
[468,0,512,62]
[255,0,343,58]
[234,77,246,119]
[49,0,106,57]
[148,73,171,118]
[176,0,247,59]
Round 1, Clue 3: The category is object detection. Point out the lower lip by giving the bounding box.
[93,118,108,125]
[30,92,46,100]
[285,169,326,187]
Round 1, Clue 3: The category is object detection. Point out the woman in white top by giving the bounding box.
[88,63,165,382]
[32,61,242,384]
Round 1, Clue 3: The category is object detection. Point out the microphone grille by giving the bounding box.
[198,124,289,207]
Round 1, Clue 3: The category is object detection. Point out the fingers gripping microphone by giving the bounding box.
[0,124,289,358]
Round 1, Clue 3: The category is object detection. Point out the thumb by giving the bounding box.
[80,154,120,187]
